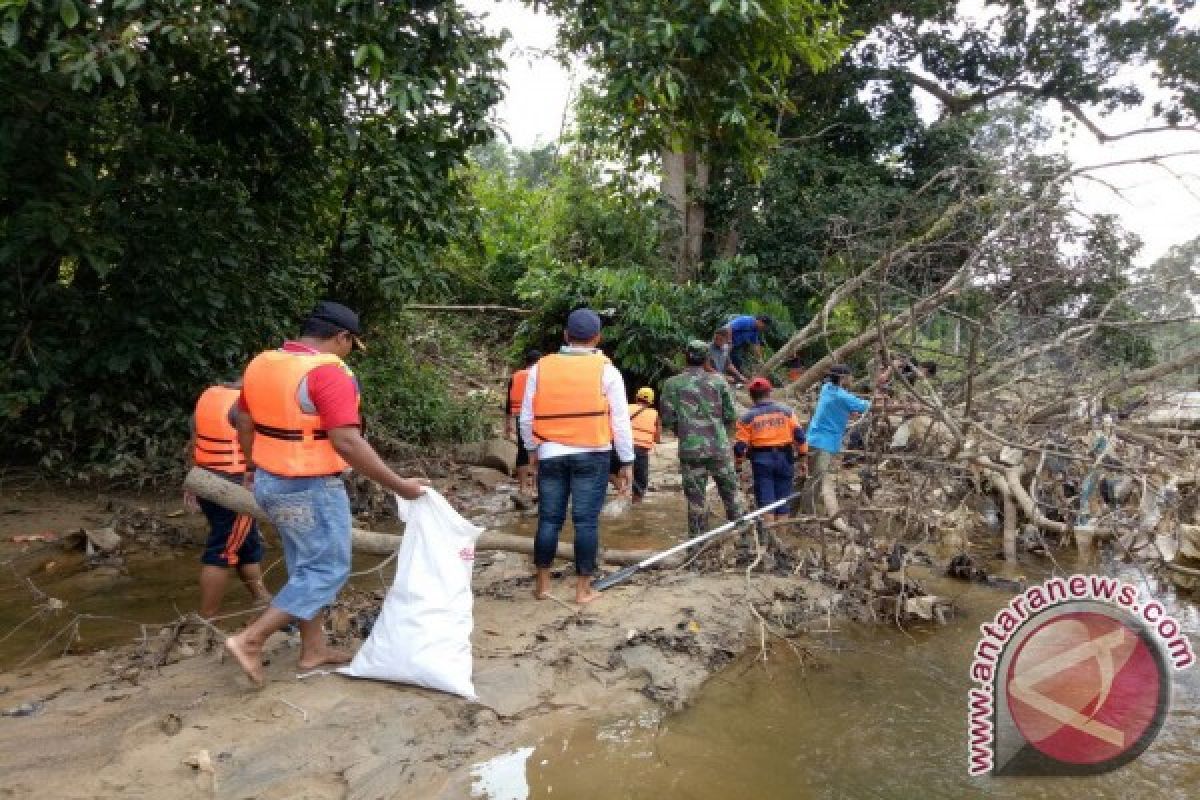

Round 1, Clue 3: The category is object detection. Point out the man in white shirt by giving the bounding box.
[520,308,633,604]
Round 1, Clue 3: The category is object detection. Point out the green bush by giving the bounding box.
[353,319,492,449]
[514,255,794,390]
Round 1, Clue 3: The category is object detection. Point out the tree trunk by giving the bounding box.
[661,148,688,274]
[183,468,674,567]
[685,157,709,271]
[661,148,708,281]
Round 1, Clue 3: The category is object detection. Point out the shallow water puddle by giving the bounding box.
[470,746,535,800]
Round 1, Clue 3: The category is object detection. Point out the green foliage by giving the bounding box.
[0,0,503,478]
[535,0,849,172]
[352,319,491,448]
[515,255,792,388]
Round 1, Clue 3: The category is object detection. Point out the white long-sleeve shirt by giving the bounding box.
[519,347,635,463]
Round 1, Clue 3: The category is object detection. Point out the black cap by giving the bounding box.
[307,301,365,350]
[525,348,542,365]
[829,364,852,376]
[566,308,603,340]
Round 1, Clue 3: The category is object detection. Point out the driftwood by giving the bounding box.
[183,467,674,568]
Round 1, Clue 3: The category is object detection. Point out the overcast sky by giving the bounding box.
[463,0,1200,267]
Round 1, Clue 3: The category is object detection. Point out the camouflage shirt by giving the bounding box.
[660,367,737,461]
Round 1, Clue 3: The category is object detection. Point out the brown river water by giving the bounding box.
[471,565,1200,799]
[2,488,1198,798]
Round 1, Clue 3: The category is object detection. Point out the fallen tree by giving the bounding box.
[184,467,678,568]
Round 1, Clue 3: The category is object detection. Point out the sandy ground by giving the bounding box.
[0,549,827,800]
[0,442,836,799]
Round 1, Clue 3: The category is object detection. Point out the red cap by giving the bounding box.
[747,377,772,392]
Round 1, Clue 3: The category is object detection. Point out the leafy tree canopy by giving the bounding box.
[0,0,503,476]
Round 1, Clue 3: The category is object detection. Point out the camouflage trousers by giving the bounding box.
[681,456,743,536]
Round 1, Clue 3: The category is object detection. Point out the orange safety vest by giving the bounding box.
[736,403,803,450]
[192,386,247,474]
[508,368,530,415]
[531,352,611,447]
[629,404,658,450]
[241,350,357,477]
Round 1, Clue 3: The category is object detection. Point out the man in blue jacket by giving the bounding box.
[802,364,872,519]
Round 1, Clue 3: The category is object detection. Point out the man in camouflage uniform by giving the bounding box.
[661,339,743,535]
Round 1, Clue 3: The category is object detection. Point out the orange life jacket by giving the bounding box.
[629,404,658,450]
[241,350,356,477]
[531,352,611,447]
[508,368,530,415]
[192,386,247,474]
[736,402,802,450]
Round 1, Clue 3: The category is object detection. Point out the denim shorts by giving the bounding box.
[255,469,352,621]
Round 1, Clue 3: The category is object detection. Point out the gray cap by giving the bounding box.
[686,339,709,360]
[829,364,852,376]
[566,308,602,340]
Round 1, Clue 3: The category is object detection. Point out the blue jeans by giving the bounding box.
[255,469,352,621]
[535,451,610,576]
[750,449,795,509]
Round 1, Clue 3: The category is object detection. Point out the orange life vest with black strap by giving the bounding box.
[192,386,247,474]
[629,403,658,450]
[508,368,530,415]
[241,350,357,477]
[531,352,611,447]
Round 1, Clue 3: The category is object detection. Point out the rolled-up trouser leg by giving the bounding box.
[801,448,834,516]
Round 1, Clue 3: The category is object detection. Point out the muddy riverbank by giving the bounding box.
[0,445,840,798]
[0,536,834,799]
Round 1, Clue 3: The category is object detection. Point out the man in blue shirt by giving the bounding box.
[802,364,872,520]
[724,314,770,375]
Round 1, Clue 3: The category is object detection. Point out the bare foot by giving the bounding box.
[297,648,353,670]
[224,634,265,686]
[575,588,601,605]
[533,569,552,600]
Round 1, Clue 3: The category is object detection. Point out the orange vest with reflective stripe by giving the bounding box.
[531,352,611,447]
[241,350,355,477]
[736,403,801,449]
[629,404,658,450]
[508,368,530,415]
[193,386,247,474]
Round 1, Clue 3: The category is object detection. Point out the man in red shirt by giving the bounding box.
[224,302,425,685]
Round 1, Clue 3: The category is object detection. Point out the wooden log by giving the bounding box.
[183,467,675,568]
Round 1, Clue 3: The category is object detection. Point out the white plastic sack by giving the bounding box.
[338,489,483,699]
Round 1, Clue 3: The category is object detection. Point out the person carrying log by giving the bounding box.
[519,308,633,605]
[628,387,661,503]
[185,380,272,619]
[224,301,426,685]
[504,348,541,503]
[661,339,743,536]
[734,378,807,522]
[801,364,871,521]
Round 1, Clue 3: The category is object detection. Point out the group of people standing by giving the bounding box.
[504,310,879,603]
[186,301,880,684]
